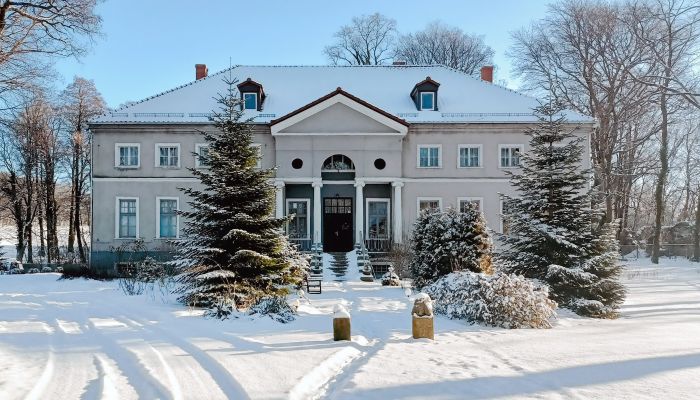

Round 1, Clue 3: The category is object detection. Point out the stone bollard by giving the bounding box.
[333,304,351,341]
[412,293,434,340]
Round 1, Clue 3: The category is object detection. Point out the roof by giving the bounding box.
[92,65,594,125]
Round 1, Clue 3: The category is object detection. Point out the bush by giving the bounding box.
[410,207,493,288]
[28,268,39,274]
[247,296,296,323]
[119,257,173,297]
[41,267,53,273]
[423,271,557,329]
[381,266,400,286]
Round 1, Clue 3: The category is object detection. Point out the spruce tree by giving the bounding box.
[497,102,625,318]
[174,78,305,317]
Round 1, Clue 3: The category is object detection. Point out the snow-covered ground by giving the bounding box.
[1,255,699,399]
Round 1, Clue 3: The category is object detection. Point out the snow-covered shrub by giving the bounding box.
[410,207,493,288]
[41,267,52,273]
[247,296,296,323]
[28,268,39,274]
[423,271,557,329]
[119,257,173,297]
[56,267,64,273]
[381,266,400,286]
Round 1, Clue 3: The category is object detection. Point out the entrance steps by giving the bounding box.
[327,252,349,282]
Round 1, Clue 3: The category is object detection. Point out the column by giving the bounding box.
[392,181,404,244]
[274,181,285,219]
[312,179,323,245]
[355,179,365,244]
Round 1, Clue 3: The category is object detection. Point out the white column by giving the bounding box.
[355,179,365,244]
[312,180,323,245]
[392,181,404,244]
[274,181,285,219]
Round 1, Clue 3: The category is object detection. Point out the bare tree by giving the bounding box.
[324,13,397,65]
[394,22,494,75]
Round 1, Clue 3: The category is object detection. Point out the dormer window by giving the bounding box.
[237,78,265,111]
[411,76,440,111]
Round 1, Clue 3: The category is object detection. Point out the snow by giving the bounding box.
[92,65,593,125]
[1,255,700,399]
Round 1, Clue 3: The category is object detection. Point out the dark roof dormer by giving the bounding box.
[237,78,265,111]
[410,76,440,111]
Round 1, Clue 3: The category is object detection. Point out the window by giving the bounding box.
[116,198,138,239]
[157,197,178,239]
[156,144,180,168]
[322,154,355,171]
[458,197,483,213]
[115,144,140,168]
[458,145,482,168]
[374,158,386,170]
[417,197,442,215]
[420,92,435,110]
[418,145,441,168]
[500,199,510,234]
[367,199,390,239]
[499,145,523,168]
[251,143,262,168]
[195,144,209,168]
[287,199,309,239]
[243,92,257,110]
[292,158,303,169]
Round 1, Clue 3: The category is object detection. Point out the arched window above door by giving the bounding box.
[322,154,355,171]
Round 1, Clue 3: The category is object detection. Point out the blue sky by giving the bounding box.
[55,0,550,108]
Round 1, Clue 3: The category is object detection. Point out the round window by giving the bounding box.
[292,158,303,169]
[374,158,386,170]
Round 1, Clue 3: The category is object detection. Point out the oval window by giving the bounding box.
[292,158,303,169]
[374,158,386,170]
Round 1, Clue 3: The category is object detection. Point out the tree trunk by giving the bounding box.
[651,89,670,264]
[694,186,700,262]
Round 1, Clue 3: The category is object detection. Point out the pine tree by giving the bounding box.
[174,77,305,317]
[497,102,625,318]
[410,206,493,288]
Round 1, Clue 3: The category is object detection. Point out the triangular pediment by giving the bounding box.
[271,89,408,136]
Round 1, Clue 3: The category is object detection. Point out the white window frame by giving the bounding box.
[419,91,435,111]
[286,198,310,240]
[155,143,181,168]
[195,143,209,168]
[500,199,507,234]
[251,143,262,169]
[155,196,179,239]
[498,144,524,169]
[114,143,140,169]
[457,144,483,168]
[115,197,139,239]
[457,197,484,213]
[243,92,258,110]
[416,197,443,216]
[365,198,391,239]
[417,144,442,168]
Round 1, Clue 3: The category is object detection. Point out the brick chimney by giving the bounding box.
[195,64,208,80]
[480,65,494,83]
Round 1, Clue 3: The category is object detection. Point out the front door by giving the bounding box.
[323,197,353,252]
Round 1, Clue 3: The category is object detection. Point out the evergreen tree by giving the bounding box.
[174,77,305,317]
[410,206,493,288]
[497,102,625,318]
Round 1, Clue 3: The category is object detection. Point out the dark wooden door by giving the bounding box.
[323,197,353,252]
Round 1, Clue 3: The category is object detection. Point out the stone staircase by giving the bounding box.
[327,252,349,281]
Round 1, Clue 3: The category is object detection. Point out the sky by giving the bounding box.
[54,0,551,108]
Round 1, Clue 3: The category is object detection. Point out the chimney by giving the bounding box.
[480,65,494,83]
[195,64,208,80]
[393,60,407,66]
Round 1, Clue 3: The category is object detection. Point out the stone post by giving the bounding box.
[412,293,434,340]
[333,304,351,341]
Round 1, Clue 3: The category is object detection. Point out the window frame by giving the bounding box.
[419,91,435,111]
[457,144,483,168]
[416,197,443,216]
[417,144,442,169]
[114,143,140,169]
[155,196,179,239]
[115,197,139,239]
[500,198,509,234]
[286,198,310,240]
[195,143,209,168]
[365,198,391,240]
[155,143,181,169]
[250,143,262,169]
[498,144,524,169]
[243,92,258,110]
[457,197,484,213]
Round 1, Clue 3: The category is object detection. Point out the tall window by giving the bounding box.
[417,198,442,215]
[420,92,435,110]
[158,198,178,238]
[459,145,481,168]
[418,145,441,168]
[287,200,309,239]
[243,92,257,110]
[117,198,137,238]
[367,199,389,239]
[458,197,482,213]
[500,145,522,168]
[116,144,139,168]
[251,143,262,169]
[157,144,179,168]
[195,144,209,167]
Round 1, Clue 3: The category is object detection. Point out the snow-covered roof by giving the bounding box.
[92,65,594,125]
